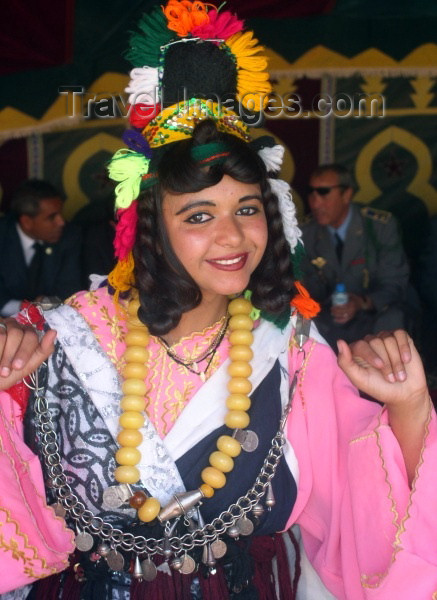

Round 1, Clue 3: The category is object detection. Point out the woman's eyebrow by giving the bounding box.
[175,200,215,215]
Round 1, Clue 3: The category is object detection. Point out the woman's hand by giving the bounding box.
[337,329,428,406]
[337,330,430,485]
[0,318,57,390]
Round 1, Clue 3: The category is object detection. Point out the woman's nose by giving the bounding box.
[215,215,244,246]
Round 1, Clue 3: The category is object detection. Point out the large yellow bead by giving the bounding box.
[228,298,252,316]
[115,446,141,466]
[201,466,226,489]
[122,378,147,396]
[229,330,253,346]
[200,483,215,498]
[125,329,150,346]
[226,393,251,411]
[209,451,234,473]
[123,362,147,379]
[120,395,146,412]
[138,497,161,522]
[229,345,253,362]
[119,411,145,429]
[217,435,242,457]
[124,346,149,363]
[114,465,140,484]
[227,361,252,378]
[117,428,143,447]
[227,377,252,395]
[127,299,141,316]
[225,410,250,429]
[229,314,253,331]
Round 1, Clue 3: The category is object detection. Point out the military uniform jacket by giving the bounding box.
[300,204,409,311]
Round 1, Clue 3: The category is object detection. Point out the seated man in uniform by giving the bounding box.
[300,164,409,349]
[0,179,82,317]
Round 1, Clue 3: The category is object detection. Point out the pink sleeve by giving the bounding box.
[285,340,437,600]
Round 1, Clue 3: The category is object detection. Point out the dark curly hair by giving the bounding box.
[133,120,295,335]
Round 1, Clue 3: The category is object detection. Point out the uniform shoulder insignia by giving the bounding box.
[360,206,392,224]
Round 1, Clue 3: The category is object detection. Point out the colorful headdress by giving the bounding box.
[107,0,313,317]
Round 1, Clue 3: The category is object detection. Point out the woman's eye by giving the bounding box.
[237,206,259,216]
[185,212,212,224]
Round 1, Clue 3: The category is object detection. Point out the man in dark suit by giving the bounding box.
[300,164,410,348]
[0,180,82,316]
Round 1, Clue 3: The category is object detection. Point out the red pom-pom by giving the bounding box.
[128,103,161,129]
[192,9,244,40]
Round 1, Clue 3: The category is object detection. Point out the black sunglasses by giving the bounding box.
[308,184,345,196]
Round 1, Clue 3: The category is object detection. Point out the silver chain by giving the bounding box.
[31,339,305,557]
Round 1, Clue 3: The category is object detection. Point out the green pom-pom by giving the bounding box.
[108,149,150,209]
[261,306,291,331]
[125,8,174,68]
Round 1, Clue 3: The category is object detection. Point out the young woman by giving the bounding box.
[0,3,435,599]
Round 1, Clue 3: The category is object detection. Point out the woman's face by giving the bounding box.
[162,175,268,302]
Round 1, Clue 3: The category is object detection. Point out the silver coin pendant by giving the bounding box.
[75,531,94,552]
[179,554,196,575]
[106,549,125,571]
[141,558,158,581]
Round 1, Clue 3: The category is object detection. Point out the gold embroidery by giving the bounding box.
[296,339,316,410]
[360,399,433,588]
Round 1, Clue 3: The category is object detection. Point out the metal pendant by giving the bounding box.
[252,503,265,518]
[102,484,131,510]
[133,556,143,580]
[75,529,94,552]
[234,429,259,452]
[106,549,125,572]
[227,524,240,539]
[179,554,196,575]
[265,481,276,509]
[158,489,203,522]
[237,516,254,536]
[202,544,216,567]
[211,539,227,559]
[141,557,158,581]
[97,542,111,557]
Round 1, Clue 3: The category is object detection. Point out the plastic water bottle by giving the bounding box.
[332,283,348,306]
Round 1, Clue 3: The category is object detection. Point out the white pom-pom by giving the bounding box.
[268,178,302,252]
[258,145,284,173]
[125,67,159,105]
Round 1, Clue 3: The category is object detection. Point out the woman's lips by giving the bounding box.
[206,253,248,271]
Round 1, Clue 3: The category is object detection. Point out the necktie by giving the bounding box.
[28,242,45,298]
[334,232,343,262]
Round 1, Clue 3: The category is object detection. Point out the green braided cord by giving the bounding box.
[290,241,305,281]
[191,141,230,163]
[125,8,173,68]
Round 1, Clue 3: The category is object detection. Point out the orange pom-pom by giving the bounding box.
[163,0,209,37]
[291,281,320,319]
[108,253,135,305]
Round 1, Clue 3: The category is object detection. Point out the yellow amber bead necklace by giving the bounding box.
[114,295,255,522]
